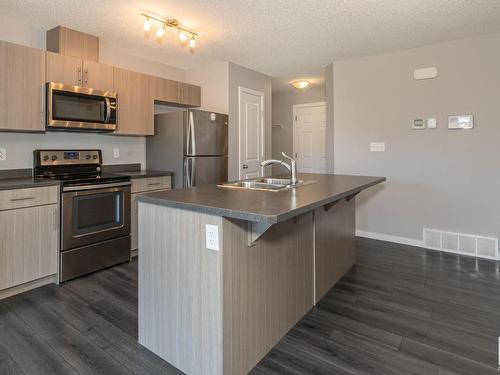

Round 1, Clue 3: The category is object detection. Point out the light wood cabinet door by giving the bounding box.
[114,67,155,136]
[155,77,179,103]
[46,51,83,86]
[83,60,114,91]
[0,204,58,290]
[186,84,201,107]
[0,41,45,131]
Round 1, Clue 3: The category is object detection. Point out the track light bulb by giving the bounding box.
[189,36,196,49]
[178,30,187,42]
[156,24,166,38]
[143,18,152,32]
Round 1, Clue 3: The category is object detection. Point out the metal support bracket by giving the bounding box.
[323,198,342,212]
[345,191,361,202]
[248,221,274,246]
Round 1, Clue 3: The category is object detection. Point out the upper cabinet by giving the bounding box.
[46,52,113,91]
[113,68,155,136]
[47,26,99,62]
[155,77,201,107]
[0,41,46,132]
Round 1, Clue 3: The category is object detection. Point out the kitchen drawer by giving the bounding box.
[0,186,58,211]
[131,176,171,193]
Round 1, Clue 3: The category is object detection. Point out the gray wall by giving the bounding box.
[332,32,500,241]
[228,62,272,180]
[272,85,325,159]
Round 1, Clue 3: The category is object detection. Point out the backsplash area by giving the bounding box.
[0,132,145,170]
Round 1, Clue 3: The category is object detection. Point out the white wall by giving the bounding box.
[187,62,229,114]
[332,32,500,242]
[272,85,325,159]
[0,7,186,170]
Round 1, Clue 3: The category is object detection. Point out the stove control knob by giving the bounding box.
[42,155,49,161]
[86,154,92,160]
[92,155,98,160]
[51,155,58,161]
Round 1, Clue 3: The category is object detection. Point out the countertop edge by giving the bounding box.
[137,176,386,224]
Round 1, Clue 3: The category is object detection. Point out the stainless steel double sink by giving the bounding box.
[218,177,311,192]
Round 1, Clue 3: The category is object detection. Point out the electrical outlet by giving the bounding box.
[113,148,120,158]
[0,148,6,161]
[205,224,220,251]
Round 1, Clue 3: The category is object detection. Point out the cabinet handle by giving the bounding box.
[147,182,161,187]
[77,67,82,86]
[10,196,35,202]
[84,69,88,87]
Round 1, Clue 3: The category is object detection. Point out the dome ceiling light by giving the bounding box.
[142,11,198,50]
[291,80,310,90]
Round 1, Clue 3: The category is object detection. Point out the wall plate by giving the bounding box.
[448,114,473,129]
[412,119,426,129]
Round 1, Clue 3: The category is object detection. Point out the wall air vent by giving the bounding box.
[423,228,498,260]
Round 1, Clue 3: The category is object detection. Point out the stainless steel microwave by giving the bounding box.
[47,82,117,131]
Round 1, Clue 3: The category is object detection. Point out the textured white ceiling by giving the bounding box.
[3,0,500,92]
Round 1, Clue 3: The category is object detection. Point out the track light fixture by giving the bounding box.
[141,12,198,50]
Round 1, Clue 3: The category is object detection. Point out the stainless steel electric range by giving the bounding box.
[34,149,131,282]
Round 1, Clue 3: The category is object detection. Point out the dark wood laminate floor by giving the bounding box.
[1,238,499,375]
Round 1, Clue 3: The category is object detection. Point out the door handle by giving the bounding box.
[242,164,248,169]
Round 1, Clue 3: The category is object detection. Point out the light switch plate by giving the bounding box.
[0,148,5,161]
[448,114,473,129]
[206,224,220,251]
[426,118,437,129]
[113,148,120,158]
[370,142,385,152]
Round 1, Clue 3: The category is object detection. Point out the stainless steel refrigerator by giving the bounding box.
[146,110,228,189]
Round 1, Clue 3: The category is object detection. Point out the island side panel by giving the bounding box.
[138,202,223,375]
[222,213,314,375]
[314,197,356,303]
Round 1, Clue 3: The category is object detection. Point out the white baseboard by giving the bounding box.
[355,230,423,248]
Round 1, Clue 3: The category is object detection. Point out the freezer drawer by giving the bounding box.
[184,156,228,187]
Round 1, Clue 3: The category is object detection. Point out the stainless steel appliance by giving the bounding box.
[146,110,228,189]
[47,82,117,131]
[34,150,131,282]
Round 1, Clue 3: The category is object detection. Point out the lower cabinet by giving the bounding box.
[131,176,171,254]
[0,204,58,290]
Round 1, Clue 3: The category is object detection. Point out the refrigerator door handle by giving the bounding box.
[189,111,196,156]
[185,157,196,187]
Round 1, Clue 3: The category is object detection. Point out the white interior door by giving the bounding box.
[293,102,326,173]
[239,87,264,179]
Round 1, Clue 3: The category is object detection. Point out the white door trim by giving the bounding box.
[238,86,265,179]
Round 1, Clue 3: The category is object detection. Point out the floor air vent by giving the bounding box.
[423,229,498,260]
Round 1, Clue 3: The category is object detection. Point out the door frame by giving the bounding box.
[293,101,326,167]
[238,86,265,179]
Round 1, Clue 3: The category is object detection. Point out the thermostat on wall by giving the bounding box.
[448,114,473,129]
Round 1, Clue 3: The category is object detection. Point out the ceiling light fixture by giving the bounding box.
[141,12,199,50]
[143,17,152,32]
[291,80,310,90]
[189,35,196,49]
[178,30,187,42]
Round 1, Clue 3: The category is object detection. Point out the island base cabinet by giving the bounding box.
[0,205,58,291]
[314,198,356,303]
[222,214,314,375]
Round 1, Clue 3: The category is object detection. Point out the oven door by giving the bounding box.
[47,82,117,131]
[62,182,131,251]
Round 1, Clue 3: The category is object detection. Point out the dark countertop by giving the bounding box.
[0,177,60,191]
[101,164,173,179]
[114,170,173,179]
[137,173,386,224]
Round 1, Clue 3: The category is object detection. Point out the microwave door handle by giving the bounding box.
[104,97,111,123]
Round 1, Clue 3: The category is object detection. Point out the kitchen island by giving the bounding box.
[136,173,385,375]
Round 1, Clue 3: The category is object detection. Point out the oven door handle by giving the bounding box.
[63,181,131,192]
[104,97,111,123]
